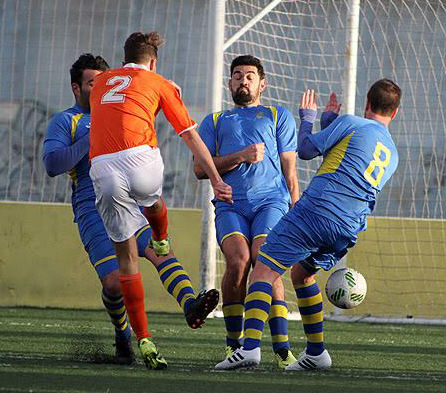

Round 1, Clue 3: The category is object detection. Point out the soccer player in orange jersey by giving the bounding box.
[89,31,232,369]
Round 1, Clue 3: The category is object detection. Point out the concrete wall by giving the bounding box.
[0,202,201,313]
[0,202,444,318]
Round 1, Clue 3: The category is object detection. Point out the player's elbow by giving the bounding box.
[193,165,208,180]
[43,155,61,177]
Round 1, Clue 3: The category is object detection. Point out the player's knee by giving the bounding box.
[291,264,315,286]
[101,270,122,297]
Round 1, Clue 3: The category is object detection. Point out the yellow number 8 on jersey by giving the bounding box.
[364,141,391,187]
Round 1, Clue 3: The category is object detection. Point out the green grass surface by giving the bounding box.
[0,307,445,393]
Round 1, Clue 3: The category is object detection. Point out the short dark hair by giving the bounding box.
[367,78,401,116]
[124,31,165,64]
[70,54,109,86]
[230,55,265,80]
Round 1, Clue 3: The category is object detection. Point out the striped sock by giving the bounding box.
[295,280,324,356]
[101,289,132,342]
[156,258,196,313]
[243,281,272,350]
[268,300,290,352]
[118,272,150,341]
[222,302,244,348]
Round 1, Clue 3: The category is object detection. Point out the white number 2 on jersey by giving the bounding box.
[101,75,132,104]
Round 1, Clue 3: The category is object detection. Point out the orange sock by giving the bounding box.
[118,273,150,341]
[144,199,168,241]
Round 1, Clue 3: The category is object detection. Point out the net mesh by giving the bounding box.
[217,0,446,319]
[0,0,444,319]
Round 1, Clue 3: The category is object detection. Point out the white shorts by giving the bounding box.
[90,145,164,242]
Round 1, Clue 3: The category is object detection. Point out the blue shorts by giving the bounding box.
[76,209,151,280]
[214,199,289,245]
[258,200,357,275]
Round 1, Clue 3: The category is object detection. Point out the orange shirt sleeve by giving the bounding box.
[159,80,196,135]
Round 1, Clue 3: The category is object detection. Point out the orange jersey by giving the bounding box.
[89,64,196,159]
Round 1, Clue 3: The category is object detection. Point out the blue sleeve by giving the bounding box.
[308,114,354,156]
[297,109,320,160]
[275,106,297,153]
[198,114,217,156]
[320,110,339,130]
[42,113,90,177]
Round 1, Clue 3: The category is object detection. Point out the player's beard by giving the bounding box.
[232,85,260,106]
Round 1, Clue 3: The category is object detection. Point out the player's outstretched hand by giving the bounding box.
[242,142,265,164]
[212,180,233,204]
[324,92,341,113]
[300,89,317,110]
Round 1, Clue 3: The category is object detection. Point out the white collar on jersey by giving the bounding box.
[123,63,149,71]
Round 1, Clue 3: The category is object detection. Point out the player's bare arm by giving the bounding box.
[194,142,265,179]
[182,130,233,203]
[279,151,299,204]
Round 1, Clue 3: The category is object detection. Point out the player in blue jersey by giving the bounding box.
[195,55,299,369]
[215,79,400,371]
[43,54,218,368]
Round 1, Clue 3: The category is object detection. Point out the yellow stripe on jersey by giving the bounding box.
[317,131,355,175]
[67,113,84,186]
[265,105,278,128]
[212,111,224,156]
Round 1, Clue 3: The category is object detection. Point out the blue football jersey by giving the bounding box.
[301,114,398,233]
[199,105,297,203]
[43,105,96,220]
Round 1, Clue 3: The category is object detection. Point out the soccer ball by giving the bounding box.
[325,268,367,309]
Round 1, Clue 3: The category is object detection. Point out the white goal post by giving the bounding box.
[199,0,446,324]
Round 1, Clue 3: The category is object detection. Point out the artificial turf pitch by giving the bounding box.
[0,307,444,393]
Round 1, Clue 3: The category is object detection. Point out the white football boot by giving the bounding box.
[214,347,261,370]
[285,349,332,371]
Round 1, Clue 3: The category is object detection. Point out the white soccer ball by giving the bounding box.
[325,268,367,309]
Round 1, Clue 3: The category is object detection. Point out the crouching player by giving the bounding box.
[215,79,400,371]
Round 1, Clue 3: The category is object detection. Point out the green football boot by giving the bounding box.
[138,338,168,370]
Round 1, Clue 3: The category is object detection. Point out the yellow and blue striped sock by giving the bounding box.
[222,302,244,348]
[268,300,290,352]
[295,280,324,356]
[243,281,272,350]
[156,258,196,313]
[101,289,131,342]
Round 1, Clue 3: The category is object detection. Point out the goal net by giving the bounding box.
[215,0,446,322]
[0,0,444,322]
